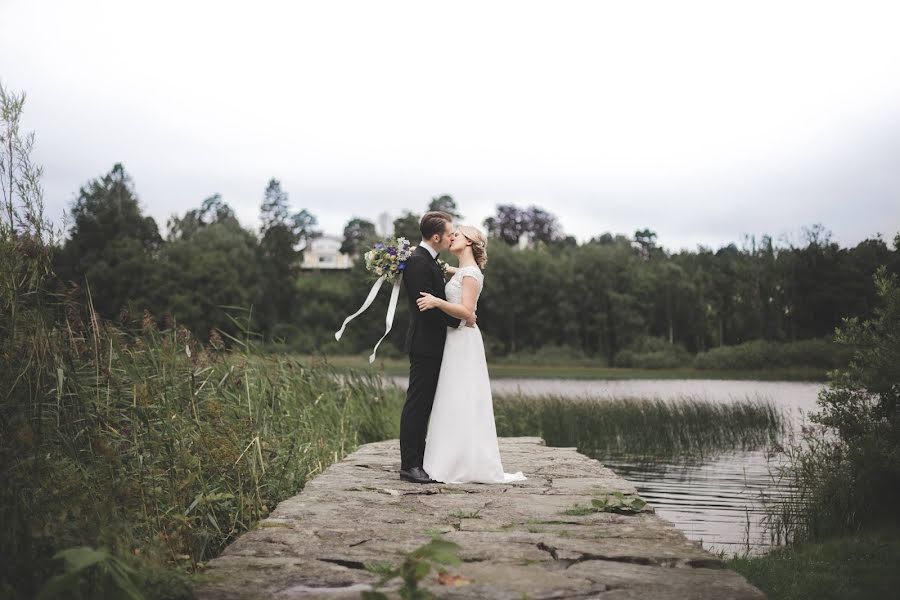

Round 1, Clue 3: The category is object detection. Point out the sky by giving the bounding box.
[2,0,899,252]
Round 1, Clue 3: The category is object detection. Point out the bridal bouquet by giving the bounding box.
[363,237,412,283]
[335,236,413,362]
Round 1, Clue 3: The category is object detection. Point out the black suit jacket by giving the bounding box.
[402,245,463,357]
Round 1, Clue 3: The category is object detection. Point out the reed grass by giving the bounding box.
[311,354,827,381]
[493,393,787,459]
[1,309,404,597]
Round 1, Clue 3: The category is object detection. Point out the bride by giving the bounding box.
[416,225,527,484]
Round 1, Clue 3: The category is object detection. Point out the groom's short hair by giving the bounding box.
[420,211,453,240]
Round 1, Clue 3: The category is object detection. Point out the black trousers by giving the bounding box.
[400,353,442,471]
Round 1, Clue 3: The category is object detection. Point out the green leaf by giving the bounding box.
[364,561,396,575]
[413,560,431,580]
[38,547,145,600]
[420,539,462,565]
[590,492,647,513]
[106,560,144,600]
[54,546,111,572]
[36,571,83,600]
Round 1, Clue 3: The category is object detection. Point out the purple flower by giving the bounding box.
[374,242,384,250]
[398,262,406,270]
[387,247,397,256]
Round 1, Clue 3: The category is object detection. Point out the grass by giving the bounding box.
[449,510,482,519]
[562,505,596,516]
[728,529,900,600]
[492,393,787,459]
[1,312,406,598]
[308,354,827,381]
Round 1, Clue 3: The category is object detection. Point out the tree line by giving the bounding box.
[52,163,900,363]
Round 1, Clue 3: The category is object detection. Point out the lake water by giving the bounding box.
[389,376,823,556]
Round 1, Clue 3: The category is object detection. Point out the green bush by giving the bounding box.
[779,338,851,369]
[764,266,900,542]
[489,344,602,366]
[614,337,691,368]
[693,338,851,370]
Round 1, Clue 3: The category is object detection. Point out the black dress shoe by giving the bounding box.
[399,466,437,484]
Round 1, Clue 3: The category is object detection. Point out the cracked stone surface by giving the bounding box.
[194,437,764,599]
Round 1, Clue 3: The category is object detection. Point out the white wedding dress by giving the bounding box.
[423,265,527,484]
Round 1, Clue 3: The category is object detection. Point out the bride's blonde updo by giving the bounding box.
[458,225,488,269]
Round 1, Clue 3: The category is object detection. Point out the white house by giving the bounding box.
[301,235,354,270]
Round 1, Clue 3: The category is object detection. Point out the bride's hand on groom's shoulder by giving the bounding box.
[417,291,438,311]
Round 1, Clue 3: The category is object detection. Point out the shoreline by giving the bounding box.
[298,354,827,382]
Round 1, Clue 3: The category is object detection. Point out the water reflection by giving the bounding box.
[602,450,797,556]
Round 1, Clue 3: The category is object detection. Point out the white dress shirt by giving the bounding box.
[419,240,439,259]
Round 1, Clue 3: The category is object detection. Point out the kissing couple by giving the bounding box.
[398,211,527,485]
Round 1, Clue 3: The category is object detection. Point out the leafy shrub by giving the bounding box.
[37,546,143,600]
[693,338,851,370]
[764,266,900,541]
[490,344,601,366]
[613,336,691,368]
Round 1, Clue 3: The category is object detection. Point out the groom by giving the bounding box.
[399,211,476,484]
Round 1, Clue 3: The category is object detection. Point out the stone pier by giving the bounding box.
[195,437,764,599]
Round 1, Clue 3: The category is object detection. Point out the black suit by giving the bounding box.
[399,245,463,471]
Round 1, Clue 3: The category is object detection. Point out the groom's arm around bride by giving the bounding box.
[402,248,468,357]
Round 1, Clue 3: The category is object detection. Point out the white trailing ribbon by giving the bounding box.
[334,275,403,363]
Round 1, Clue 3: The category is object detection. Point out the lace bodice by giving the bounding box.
[445,265,484,306]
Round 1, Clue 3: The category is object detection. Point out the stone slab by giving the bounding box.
[194,437,763,599]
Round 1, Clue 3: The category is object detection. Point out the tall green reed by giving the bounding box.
[2,301,404,594]
[493,393,786,459]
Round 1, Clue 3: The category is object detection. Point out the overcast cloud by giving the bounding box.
[2,0,899,252]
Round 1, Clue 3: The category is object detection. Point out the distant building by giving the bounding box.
[301,235,353,270]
